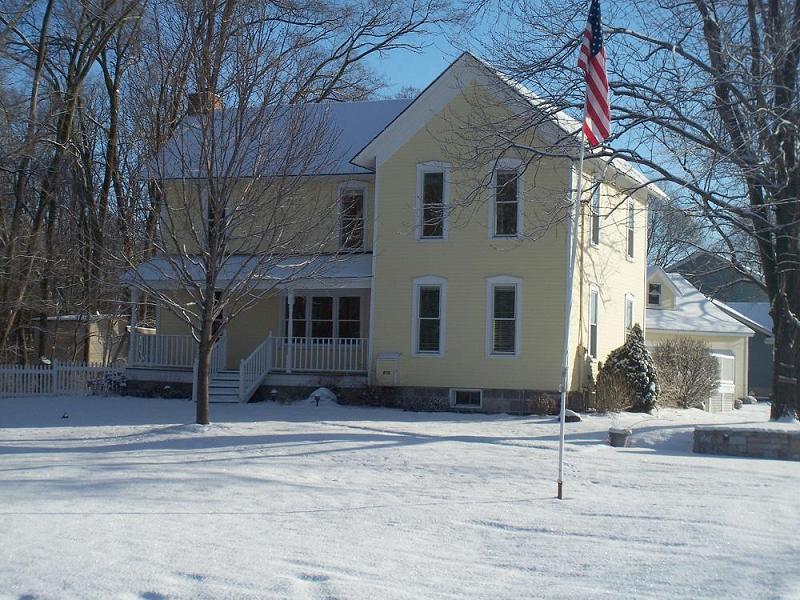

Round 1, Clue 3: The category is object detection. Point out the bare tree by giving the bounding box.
[123,0,455,424]
[647,196,704,267]
[456,0,800,419]
[0,0,141,361]
[0,0,454,377]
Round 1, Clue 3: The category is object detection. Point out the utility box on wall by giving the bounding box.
[375,352,400,386]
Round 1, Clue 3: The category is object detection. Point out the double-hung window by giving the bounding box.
[339,184,366,250]
[624,294,634,335]
[589,287,599,359]
[626,199,635,259]
[338,297,361,338]
[416,163,449,240]
[311,297,334,338]
[412,276,446,355]
[486,276,522,356]
[590,186,601,246]
[493,169,521,237]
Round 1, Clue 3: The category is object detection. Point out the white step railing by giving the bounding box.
[191,336,228,403]
[0,361,125,397]
[271,337,368,373]
[210,335,227,377]
[239,333,273,402]
[131,333,196,368]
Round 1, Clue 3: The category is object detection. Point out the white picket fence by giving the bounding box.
[0,361,124,397]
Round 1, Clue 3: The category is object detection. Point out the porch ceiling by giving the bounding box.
[121,253,372,291]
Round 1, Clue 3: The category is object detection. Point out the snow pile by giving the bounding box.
[0,396,797,599]
[304,387,339,406]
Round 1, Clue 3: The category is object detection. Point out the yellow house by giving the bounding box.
[124,53,664,411]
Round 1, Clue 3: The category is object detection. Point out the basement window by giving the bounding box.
[451,389,482,408]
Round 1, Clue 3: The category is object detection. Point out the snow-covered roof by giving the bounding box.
[156,100,411,179]
[721,302,773,334]
[122,254,372,290]
[646,269,754,336]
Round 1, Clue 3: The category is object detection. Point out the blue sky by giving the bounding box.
[368,34,466,97]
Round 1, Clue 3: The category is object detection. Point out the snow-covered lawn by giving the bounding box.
[0,396,798,599]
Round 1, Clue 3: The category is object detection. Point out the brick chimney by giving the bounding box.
[187,91,222,116]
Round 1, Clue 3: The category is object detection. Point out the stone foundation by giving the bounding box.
[339,385,588,415]
[124,378,590,416]
[694,426,800,461]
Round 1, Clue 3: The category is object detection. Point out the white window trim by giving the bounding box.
[626,198,636,261]
[710,351,736,386]
[590,184,601,247]
[411,275,447,357]
[281,291,367,339]
[624,293,635,335]
[337,180,369,251]
[488,158,524,240]
[485,275,523,358]
[450,388,483,408]
[415,162,450,241]
[589,285,600,360]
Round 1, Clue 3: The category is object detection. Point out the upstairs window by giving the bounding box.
[416,163,449,240]
[493,169,520,237]
[413,276,446,355]
[339,185,365,250]
[648,283,662,306]
[589,287,599,359]
[627,199,635,259]
[590,187,601,246]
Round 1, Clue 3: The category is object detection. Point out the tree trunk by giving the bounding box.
[195,338,212,425]
[770,293,800,420]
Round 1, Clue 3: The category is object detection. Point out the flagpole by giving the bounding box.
[557,109,587,501]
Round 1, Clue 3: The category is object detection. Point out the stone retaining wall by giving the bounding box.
[693,426,800,461]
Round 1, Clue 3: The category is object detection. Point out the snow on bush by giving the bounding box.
[652,337,720,409]
[596,324,659,413]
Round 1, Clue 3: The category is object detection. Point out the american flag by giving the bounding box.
[577,0,610,147]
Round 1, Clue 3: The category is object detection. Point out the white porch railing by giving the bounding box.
[271,336,368,373]
[131,333,196,368]
[239,333,273,402]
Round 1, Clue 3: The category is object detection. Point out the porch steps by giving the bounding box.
[209,369,241,403]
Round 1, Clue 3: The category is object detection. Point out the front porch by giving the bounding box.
[123,254,373,402]
[128,332,369,375]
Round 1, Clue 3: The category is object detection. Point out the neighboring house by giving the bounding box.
[670,250,768,302]
[670,250,773,399]
[713,301,773,399]
[123,53,663,411]
[37,314,126,365]
[646,266,754,411]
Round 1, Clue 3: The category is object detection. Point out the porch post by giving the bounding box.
[127,286,140,366]
[286,290,294,374]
